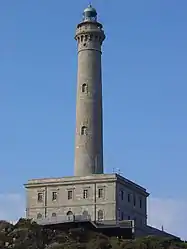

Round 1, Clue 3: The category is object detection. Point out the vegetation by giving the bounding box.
[0,219,186,249]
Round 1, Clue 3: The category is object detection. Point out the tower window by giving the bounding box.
[83,189,88,199]
[81,83,87,93]
[81,126,87,135]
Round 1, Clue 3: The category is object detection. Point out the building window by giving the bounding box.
[139,197,142,208]
[37,213,42,219]
[128,215,130,220]
[67,211,73,216]
[134,217,137,224]
[121,211,124,220]
[81,83,87,93]
[83,189,88,199]
[98,188,104,198]
[133,194,136,206]
[67,211,73,221]
[52,213,56,217]
[68,190,73,200]
[128,193,131,203]
[37,193,43,202]
[98,210,104,221]
[52,192,57,201]
[120,190,124,200]
[81,126,87,135]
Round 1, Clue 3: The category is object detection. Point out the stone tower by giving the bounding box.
[74,5,105,176]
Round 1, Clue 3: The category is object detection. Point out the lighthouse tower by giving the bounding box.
[25,6,151,238]
[74,5,105,176]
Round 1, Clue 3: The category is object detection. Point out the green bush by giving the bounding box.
[0,219,186,249]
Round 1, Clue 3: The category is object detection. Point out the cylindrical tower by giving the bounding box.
[74,5,105,176]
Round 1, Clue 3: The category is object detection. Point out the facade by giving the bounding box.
[24,5,178,239]
[25,174,148,228]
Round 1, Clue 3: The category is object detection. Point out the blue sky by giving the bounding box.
[0,0,187,239]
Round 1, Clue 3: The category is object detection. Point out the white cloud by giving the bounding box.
[0,193,186,240]
[148,197,187,240]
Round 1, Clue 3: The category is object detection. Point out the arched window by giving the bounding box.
[67,211,73,221]
[81,126,87,135]
[67,211,73,216]
[81,83,87,93]
[98,210,104,221]
[37,213,42,219]
[52,213,56,217]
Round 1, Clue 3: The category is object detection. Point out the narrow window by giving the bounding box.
[37,213,42,219]
[139,197,142,208]
[98,210,104,221]
[128,193,131,203]
[68,190,73,200]
[37,193,43,202]
[98,188,104,198]
[133,194,136,206]
[52,213,56,217]
[120,190,124,200]
[81,126,87,135]
[121,211,124,220]
[134,217,137,224]
[52,192,57,201]
[128,215,130,220]
[83,189,88,199]
[81,83,87,93]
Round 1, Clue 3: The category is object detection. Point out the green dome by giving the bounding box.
[83,4,97,22]
[84,5,97,15]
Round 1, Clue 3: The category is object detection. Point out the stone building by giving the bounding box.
[24,5,177,238]
[25,174,148,229]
